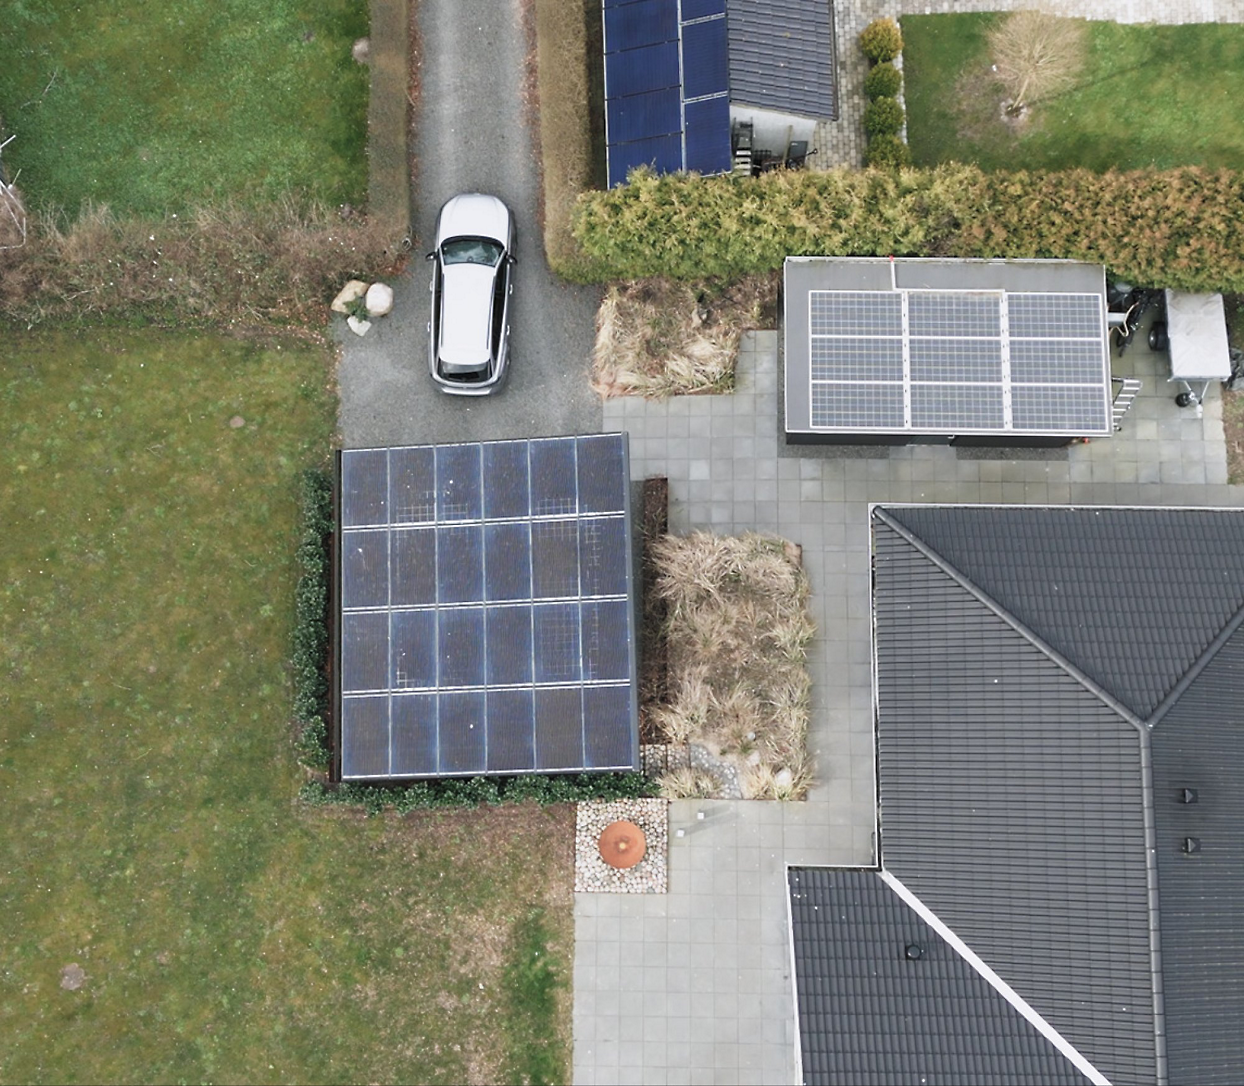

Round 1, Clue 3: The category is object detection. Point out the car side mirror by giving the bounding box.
[425,252,436,261]
[508,255,517,266]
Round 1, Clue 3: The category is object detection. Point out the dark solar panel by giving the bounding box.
[339,437,638,779]
[684,96,732,175]
[682,0,725,16]
[681,17,729,99]
[607,133,684,187]
[604,40,680,98]
[607,87,682,145]
[604,0,677,53]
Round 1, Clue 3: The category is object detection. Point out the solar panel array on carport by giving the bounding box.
[784,257,1114,443]
[603,0,732,187]
[337,435,639,780]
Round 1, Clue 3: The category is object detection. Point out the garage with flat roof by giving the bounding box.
[783,257,1113,447]
[334,434,639,781]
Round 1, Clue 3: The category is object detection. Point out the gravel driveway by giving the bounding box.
[337,0,603,449]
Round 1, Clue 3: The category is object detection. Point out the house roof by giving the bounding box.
[725,0,838,119]
[789,867,1093,1086]
[791,505,1244,1086]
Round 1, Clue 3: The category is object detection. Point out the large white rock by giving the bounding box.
[331,279,368,314]
[365,281,394,318]
[346,315,372,337]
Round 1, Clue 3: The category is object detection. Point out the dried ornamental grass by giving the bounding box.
[591,275,777,398]
[652,532,815,800]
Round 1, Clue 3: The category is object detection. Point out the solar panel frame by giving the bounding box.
[336,436,638,781]
[803,285,1110,436]
[681,17,729,99]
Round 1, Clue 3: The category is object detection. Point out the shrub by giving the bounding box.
[299,771,657,813]
[570,165,1244,293]
[864,62,903,100]
[292,468,333,766]
[0,199,403,329]
[860,17,903,63]
[866,134,913,169]
[864,97,905,137]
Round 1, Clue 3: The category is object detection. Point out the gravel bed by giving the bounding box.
[574,798,668,894]
[641,743,745,799]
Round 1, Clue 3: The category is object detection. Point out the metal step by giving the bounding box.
[1111,377,1143,431]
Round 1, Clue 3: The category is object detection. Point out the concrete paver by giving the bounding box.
[574,328,1243,1084]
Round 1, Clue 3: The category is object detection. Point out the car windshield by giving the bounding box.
[441,237,503,267]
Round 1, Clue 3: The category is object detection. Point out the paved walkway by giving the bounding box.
[813,0,1244,168]
[573,327,1243,1085]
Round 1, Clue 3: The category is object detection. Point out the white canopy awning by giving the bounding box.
[1165,290,1231,381]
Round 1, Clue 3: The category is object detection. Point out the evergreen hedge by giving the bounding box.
[863,97,905,137]
[864,63,903,101]
[292,468,333,769]
[570,165,1244,292]
[300,770,657,814]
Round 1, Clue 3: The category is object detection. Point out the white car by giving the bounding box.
[427,194,515,395]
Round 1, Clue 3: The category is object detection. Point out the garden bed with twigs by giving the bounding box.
[591,275,777,398]
[650,532,815,801]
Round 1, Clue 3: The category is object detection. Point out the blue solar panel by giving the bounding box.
[486,690,535,772]
[603,40,679,98]
[607,132,683,187]
[390,694,436,776]
[338,436,637,779]
[484,521,531,601]
[481,441,529,519]
[684,95,732,175]
[607,86,682,146]
[604,0,677,53]
[681,0,725,18]
[681,16,728,99]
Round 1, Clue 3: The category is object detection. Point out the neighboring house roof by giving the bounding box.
[792,505,1244,1086]
[725,0,838,119]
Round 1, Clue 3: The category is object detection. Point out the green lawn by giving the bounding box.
[0,331,572,1085]
[0,1,368,214]
[903,14,1244,172]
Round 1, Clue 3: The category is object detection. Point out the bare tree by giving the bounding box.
[988,10,1088,117]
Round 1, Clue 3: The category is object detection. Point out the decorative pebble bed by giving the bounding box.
[641,743,745,799]
[575,798,669,894]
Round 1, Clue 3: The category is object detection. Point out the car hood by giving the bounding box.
[438,264,496,368]
[435,193,511,248]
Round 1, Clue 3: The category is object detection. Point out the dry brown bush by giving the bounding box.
[0,182,26,251]
[533,0,596,276]
[653,532,815,800]
[988,10,1088,115]
[0,198,404,328]
[591,274,778,398]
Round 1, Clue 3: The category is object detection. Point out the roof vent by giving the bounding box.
[1183,836,1201,855]
[905,944,925,961]
[1180,788,1199,804]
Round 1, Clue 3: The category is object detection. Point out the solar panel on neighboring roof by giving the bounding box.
[338,435,639,780]
[801,287,1110,436]
[604,0,732,186]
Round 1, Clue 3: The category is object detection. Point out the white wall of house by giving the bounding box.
[729,103,818,156]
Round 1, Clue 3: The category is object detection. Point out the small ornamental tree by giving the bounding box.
[866,134,913,169]
[864,97,905,137]
[864,63,903,101]
[860,17,903,63]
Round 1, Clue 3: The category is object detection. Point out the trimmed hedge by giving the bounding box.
[300,771,658,814]
[864,63,903,101]
[866,134,913,169]
[570,165,1244,292]
[860,17,903,63]
[292,468,333,768]
[864,97,905,137]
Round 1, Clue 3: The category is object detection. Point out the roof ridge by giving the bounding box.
[1146,599,1244,729]
[873,507,1148,732]
[878,870,1112,1086]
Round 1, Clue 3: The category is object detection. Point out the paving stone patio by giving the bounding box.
[573,325,1244,1085]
